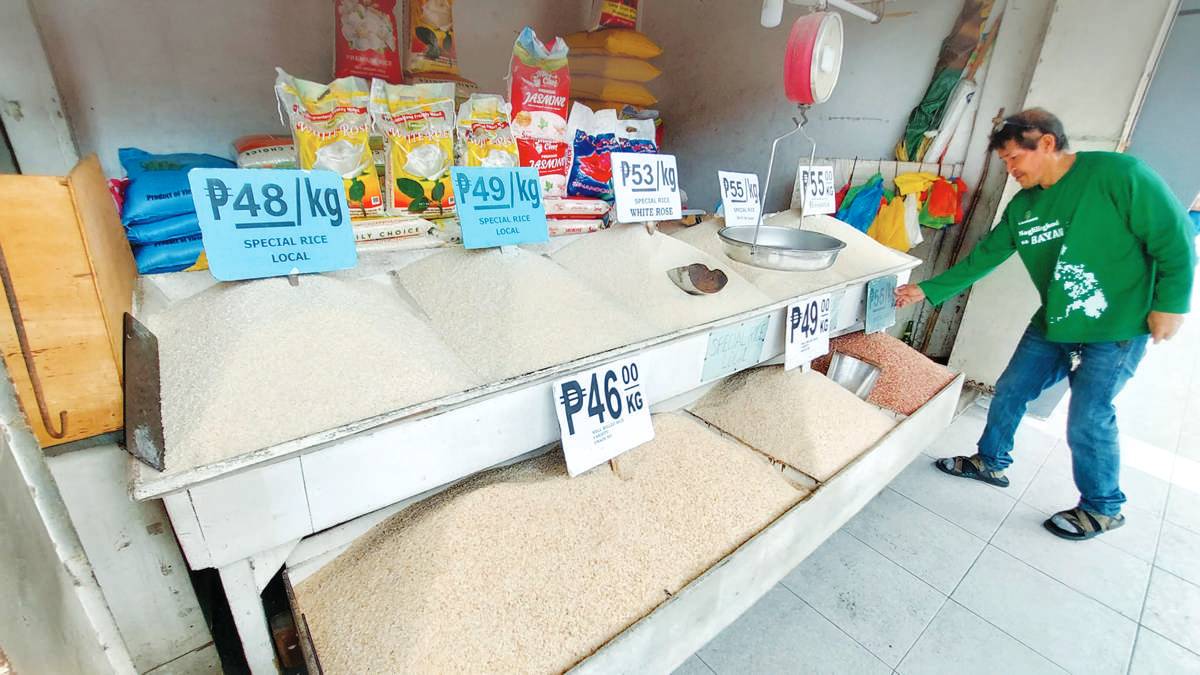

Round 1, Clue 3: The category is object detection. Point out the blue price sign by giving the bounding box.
[187,168,356,281]
[701,315,770,382]
[451,166,548,249]
[865,275,898,334]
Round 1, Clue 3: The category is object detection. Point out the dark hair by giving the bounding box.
[988,108,1070,152]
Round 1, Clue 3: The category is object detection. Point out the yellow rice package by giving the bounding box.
[455,94,518,168]
[369,79,456,216]
[274,68,384,217]
[406,0,459,75]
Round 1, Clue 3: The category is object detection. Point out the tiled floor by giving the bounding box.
[675,299,1200,674]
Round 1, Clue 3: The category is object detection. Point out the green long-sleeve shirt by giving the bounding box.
[920,152,1195,343]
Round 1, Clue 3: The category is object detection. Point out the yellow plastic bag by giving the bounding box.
[571,75,658,106]
[569,55,661,82]
[565,29,662,58]
[456,94,518,167]
[867,196,911,252]
[369,80,456,217]
[274,68,384,217]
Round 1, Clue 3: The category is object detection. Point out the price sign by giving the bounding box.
[701,315,770,382]
[797,165,837,215]
[718,171,761,228]
[865,275,898,334]
[188,168,356,280]
[785,293,833,370]
[611,152,682,223]
[553,358,654,477]
[451,166,548,249]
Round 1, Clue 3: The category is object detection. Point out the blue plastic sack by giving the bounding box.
[835,173,885,233]
[119,148,233,226]
[133,234,205,274]
[125,212,201,245]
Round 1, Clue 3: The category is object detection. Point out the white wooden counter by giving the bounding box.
[130,259,918,674]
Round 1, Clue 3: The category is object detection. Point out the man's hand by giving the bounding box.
[895,283,926,308]
[1148,311,1185,343]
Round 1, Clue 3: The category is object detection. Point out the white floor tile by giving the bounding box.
[781,531,944,668]
[843,488,987,595]
[1166,485,1200,534]
[1129,628,1200,675]
[887,457,1017,540]
[952,547,1137,675]
[898,600,1067,675]
[922,408,986,459]
[991,502,1152,620]
[1180,432,1200,462]
[671,655,715,675]
[922,412,1055,498]
[1142,568,1200,655]
[1156,522,1200,587]
[1022,466,1163,563]
[696,585,891,675]
[1038,446,1172,517]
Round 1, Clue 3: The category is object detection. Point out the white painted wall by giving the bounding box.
[0,371,135,674]
[948,0,1180,385]
[29,0,589,176]
[643,0,966,212]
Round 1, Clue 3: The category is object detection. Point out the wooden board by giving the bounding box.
[0,156,130,446]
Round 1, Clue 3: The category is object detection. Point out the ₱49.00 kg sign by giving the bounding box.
[188,168,356,281]
[553,357,654,477]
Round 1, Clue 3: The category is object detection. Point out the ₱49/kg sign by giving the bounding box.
[785,293,833,370]
[188,168,356,281]
[611,152,682,224]
[451,166,548,249]
[552,357,654,476]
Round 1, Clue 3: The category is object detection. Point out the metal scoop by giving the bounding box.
[667,263,729,295]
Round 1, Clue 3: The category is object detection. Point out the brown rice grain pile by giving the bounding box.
[688,366,897,482]
[813,331,956,415]
[295,413,803,674]
[549,225,772,333]
[395,247,657,382]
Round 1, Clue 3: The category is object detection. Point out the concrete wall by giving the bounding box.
[29,0,589,176]
[643,0,966,212]
[1127,0,1200,206]
[948,0,1179,386]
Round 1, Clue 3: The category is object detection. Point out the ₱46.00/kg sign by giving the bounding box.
[553,357,654,477]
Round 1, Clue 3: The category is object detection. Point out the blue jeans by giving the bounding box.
[977,325,1149,516]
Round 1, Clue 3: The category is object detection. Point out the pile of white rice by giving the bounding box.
[295,413,804,674]
[688,366,897,481]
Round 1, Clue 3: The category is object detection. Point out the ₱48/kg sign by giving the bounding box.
[552,357,654,476]
[188,168,356,281]
[610,152,682,224]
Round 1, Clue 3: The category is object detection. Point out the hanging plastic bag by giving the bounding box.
[275,69,384,217]
[370,79,456,217]
[455,94,519,168]
[835,173,885,233]
[867,196,911,252]
[510,27,572,197]
[334,0,402,82]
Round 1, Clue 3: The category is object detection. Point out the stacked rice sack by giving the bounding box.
[565,29,662,111]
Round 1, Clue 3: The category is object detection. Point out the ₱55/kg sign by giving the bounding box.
[451,166,548,249]
[611,152,682,224]
[188,168,356,281]
[553,357,654,477]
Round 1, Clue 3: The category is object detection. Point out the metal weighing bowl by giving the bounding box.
[718,225,847,271]
[827,352,882,400]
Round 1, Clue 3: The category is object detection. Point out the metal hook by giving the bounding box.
[0,240,67,439]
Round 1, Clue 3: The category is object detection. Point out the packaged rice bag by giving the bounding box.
[370,79,456,217]
[590,0,640,30]
[456,94,518,168]
[566,102,656,200]
[233,135,297,169]
[406,0,459,75]
[118,148,234,225]
[275,69,384,217]
[334,0,402,81]
[509,27,571,198]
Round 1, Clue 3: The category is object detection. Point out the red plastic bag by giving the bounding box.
[334,0,402,82]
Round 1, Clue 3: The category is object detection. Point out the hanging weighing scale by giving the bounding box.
[719,11,849,271]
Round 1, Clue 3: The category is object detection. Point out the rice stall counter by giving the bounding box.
[124,201,963,672]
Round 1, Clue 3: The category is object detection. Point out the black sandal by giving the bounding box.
[934,454,1010,488]
[1043,507,1125,541]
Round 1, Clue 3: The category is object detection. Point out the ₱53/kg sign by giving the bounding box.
[451,166,548,249]
[188,168,356,281]
[611,152,682,223]
[553,357,654,477]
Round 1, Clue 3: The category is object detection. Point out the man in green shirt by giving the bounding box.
[895,108,1195,541]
